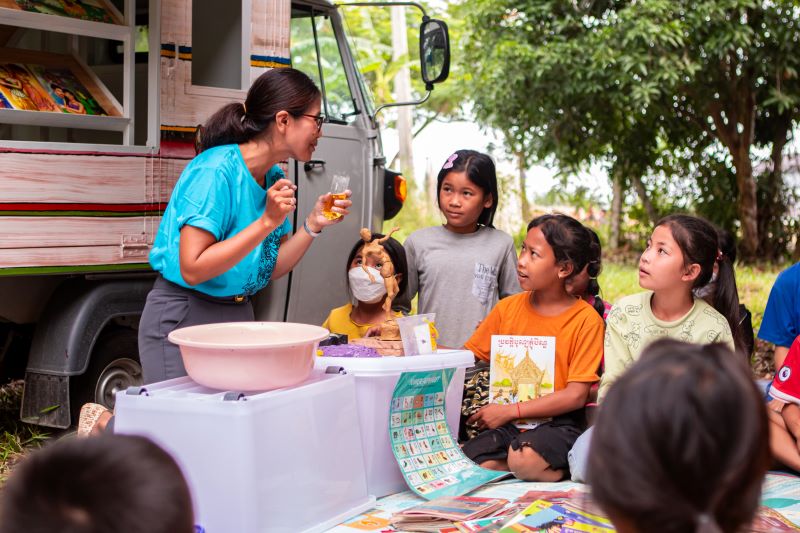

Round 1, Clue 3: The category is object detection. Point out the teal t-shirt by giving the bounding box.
[149,144,291,297]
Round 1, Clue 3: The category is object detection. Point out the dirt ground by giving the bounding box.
[752,338,777,379]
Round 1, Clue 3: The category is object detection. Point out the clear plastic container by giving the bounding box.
[314,349,475,497]
[114,372,374,533]
[396,313,437,355]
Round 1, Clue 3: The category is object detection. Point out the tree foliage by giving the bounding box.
[462,0,800,259]
[340,5,469,130]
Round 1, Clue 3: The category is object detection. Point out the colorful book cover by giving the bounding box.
[499,500,614,533]
[29,64,107,115]
[0,63,59,112]
[12,0,117,24]
[397,496,509,521]
[455,516,506,532]
[455,500,536,532]
[0,62,107,115]
[749,506,799,532]
[489,336,556,429]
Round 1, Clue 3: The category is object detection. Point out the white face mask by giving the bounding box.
[348,266,387,304]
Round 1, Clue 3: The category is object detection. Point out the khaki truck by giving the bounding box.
[0,0,449,427]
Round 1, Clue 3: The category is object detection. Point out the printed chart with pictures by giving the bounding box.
[490,335,555,429]
[390,369,507,500]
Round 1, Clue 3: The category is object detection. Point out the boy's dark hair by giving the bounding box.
[198,67,320,152]
[527,214,593,282]
[657,214,745,355]
[588,339,770,533]
[345,232,408,308]
[436,150,498,228]
[0,434,194,533]
[584,226,606,318]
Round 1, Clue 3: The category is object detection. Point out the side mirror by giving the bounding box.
[419,19,450,89]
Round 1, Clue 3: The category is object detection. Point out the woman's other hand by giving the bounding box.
[262,178,297,229]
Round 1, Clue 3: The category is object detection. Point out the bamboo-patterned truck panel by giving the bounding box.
[0,0,291,274]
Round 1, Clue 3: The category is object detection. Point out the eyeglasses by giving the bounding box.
[300,113,325,130]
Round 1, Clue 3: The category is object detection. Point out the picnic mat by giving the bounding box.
[324,471,800,532]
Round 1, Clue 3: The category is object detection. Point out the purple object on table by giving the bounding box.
[319,344,380,357]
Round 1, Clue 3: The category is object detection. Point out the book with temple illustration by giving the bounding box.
[489,336,556,429]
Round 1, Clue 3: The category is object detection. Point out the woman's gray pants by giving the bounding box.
[138,276,254,384]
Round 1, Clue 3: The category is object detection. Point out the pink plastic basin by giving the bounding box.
[167,322,329,391]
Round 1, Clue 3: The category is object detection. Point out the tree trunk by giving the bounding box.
[631,175,658,224]
[732,148,758,259]
[391,6,414,180]
[757,118,790,259]
[516,151,530,222]
[609,174,623,249]
[424,158,437,217]
[706,83,758,259]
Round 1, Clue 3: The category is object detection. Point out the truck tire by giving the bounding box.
[71,328,143,417]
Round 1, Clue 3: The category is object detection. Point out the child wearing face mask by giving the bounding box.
[322,232,409,339]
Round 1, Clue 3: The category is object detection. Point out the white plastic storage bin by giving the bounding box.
[314,349,475,497]
[114,371,374,533]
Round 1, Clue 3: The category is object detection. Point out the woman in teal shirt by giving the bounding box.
[139,67,350,383]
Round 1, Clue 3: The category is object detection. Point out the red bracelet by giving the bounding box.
[516,402,521,419]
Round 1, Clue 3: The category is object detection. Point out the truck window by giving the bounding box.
[192,0,245,90]
[290,6,358,124]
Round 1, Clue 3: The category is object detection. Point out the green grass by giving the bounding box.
[735,264,781,333]
[598,261,781,332]
[0,381,50,486]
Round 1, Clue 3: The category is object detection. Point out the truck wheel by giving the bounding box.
[72,329,143,415]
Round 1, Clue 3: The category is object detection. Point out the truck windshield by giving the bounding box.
[291,6,358,124]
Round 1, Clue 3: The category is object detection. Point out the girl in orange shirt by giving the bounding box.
[462,214,605,482]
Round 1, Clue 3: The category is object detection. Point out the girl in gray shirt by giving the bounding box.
[404,150,520,348]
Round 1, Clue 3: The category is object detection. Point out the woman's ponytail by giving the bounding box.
[198,102,261,152]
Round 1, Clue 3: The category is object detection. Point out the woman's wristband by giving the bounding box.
[303,218,321,238]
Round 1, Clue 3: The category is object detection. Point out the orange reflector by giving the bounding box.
[394,175,407,203]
